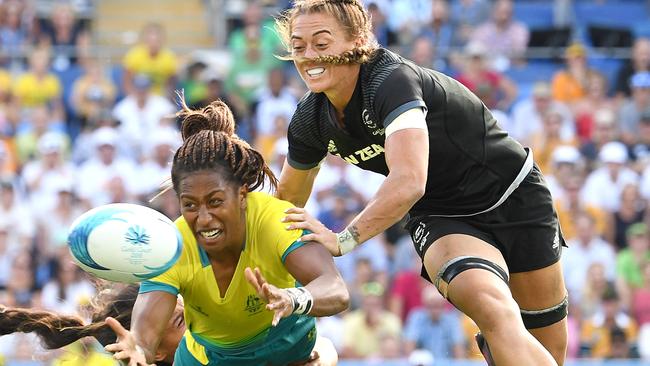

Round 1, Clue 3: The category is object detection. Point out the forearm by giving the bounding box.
[344,173,423,245]
[304,274,349,317]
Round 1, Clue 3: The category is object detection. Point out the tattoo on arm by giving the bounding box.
[348,226,360,243]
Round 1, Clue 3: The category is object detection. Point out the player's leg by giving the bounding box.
[421,233,557,366]
[312,336,338,366]
[510,261,568,365]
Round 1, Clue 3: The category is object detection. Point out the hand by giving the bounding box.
[104,317,154,366]
[283,207,340,256]
[244,267,293,326]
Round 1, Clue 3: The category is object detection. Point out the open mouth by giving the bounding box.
[199,229,222,239]
[306,67,325,77]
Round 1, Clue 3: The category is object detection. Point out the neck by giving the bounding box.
[324,64,361,113]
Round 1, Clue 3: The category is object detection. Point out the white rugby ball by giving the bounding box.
[67,203,182,283]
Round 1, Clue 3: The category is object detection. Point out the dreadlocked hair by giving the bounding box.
[172,95,278,193]
[275,0,378,64]
[0,285,137,350]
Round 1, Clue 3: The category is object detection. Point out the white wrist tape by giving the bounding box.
[336,229,359,255]
[285,287,314,315]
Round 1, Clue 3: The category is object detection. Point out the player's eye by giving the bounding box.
[292,45,305,52]
[315,43,327,49]
[182,202,196,209]
[209,199,222,206]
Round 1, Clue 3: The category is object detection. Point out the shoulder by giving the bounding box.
[246,192,294,227]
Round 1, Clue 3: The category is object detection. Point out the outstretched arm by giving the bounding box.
[105,291,176,365]
[276,160,321,208]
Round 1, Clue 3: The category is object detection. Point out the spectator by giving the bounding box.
[367,1,397,48]
[469,0,529,69]
[409,36,438,71]
[552,43,598,104]
[341,282,401,359]
[0,1,27,66]
[620,72,650,144]
[228,1,282,62]
[0,220,15,290]
[580,109,621,170]
[12,47,63,109]
[75,127,137,207]
[418,0,453,66]
[450,0,491,48]
[0,178,34,248]
[41,254,95,316]
[403,287,465,360]
[456,42,518,111]
[556,175,608,240]
[631,261,650,326]
[545,145,584,201]
[51,338,116,366]
[179,60,208,108]
[112,73,175,158]
[629,108,650,167]
[386,0,432,44]
[580,263,611,319]
[616,37,650,98]
[580,286,638,358]
[4,250,35,308]
[573,72,617,143]
[21,131,74,211]
[616,223,650,306]
[252,67,296,160]
[606,327,638,359]
[15,105,67,164]
[528,107,578,175]
[71,58,117,126]
[562,212,617,302]
[38,2,89,71]
[581,141,639,212]
[135,127,180,200]
[122,22,177,96]
[608,184,646,251]
[389,255,426,323]
[510,81,574,143]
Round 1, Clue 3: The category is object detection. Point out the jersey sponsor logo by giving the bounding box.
[328,140,337,154]
[335,144,385,165]
[412,222,430,253]
[362,109,385,136]
[245,294,264,315]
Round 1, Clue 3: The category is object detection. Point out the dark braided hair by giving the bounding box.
[0,285,171,366]
[275,0,379,64]
[172,96,278,194]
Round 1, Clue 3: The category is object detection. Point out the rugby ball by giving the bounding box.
[67,203,182,283]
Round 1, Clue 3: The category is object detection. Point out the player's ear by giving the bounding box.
[239,185,248,210]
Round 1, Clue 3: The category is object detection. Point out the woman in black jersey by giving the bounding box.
[275,1,568,365]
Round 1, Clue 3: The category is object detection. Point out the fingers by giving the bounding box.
[254,267,268,288]
[244,267,263,297]
[271,305,291,327]
[284,207,305,214]
[282,213,306,223]
[299,233,317,242]
[112,350,129,361]
[105,317,129,338]
[104,343,124,353]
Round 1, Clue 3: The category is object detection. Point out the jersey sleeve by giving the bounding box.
[139,220,188,296]
[374,64,427,129]
[286,95,327,170]
[256,197,307,262]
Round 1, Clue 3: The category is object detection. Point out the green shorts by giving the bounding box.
[173,315,316,366]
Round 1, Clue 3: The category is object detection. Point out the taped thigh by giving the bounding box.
[434,255,509,299]
[520,295,569,329]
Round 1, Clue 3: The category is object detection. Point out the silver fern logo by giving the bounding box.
[125,225,150,245]
[328,140,337,153]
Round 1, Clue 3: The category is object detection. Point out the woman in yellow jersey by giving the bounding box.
[102,99,348,366]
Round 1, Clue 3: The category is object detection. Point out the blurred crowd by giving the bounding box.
[0,0,649,364]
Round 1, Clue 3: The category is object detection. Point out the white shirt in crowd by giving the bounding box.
[561,236,616,302]
[581,166,639,211]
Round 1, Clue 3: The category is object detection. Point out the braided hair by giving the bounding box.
[0,285,171,366]
[171,97,278,194]
[275,0,378,64]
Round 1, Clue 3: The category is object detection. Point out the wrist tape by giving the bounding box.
[285,287,314,315]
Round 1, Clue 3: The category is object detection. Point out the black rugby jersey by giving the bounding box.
[287,48,528,217]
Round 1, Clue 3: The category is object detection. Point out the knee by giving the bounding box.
[470,287,522,333]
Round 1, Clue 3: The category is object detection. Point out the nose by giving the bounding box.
[196,205,211,227]
[304,45,318,60]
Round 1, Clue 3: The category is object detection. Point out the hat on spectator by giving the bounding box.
[593,108,616,127]
[626,222,648,238]
[552,145,581,165]
[532,82,552,98]
[599,141,628,164]
[37,132,65,155]
[631,72,650,89]
[465,41,487,58]
[133,73,152,90]
[93,127,119,148]
[146,128,181,156]
[50,177,74,194]
[408,349,434,366]
[200,67,225,83]
[565,43,586,58]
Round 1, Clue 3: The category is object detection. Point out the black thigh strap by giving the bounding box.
[521,295,569,329]
[435,256,509,298]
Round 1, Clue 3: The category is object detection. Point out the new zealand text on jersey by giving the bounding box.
[335,143,385,164]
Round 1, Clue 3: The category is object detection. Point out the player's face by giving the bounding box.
[178,170,247,254]
[290,12,360,94]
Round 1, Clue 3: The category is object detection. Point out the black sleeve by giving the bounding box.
[374,64,427,129]
[286,97,327,170]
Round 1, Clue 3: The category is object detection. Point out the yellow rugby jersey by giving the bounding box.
[140,192,307,363]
